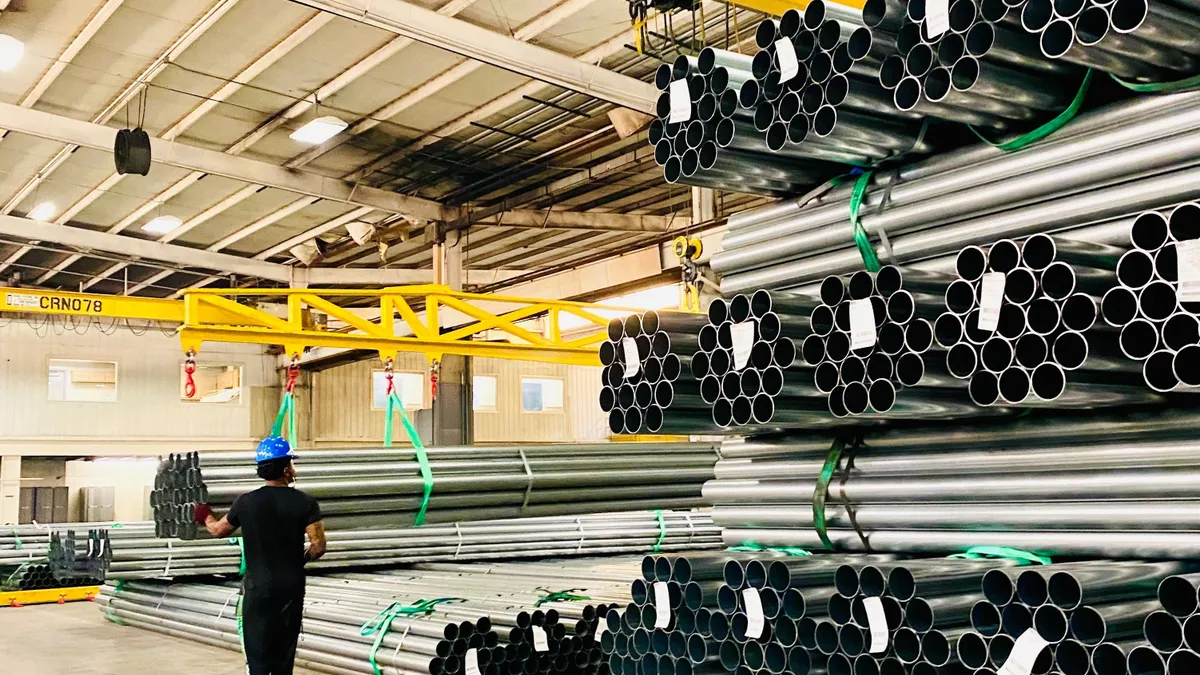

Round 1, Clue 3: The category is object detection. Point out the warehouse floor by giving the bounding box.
[0,602,320,674]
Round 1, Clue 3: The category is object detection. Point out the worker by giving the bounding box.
[193,436,326,675]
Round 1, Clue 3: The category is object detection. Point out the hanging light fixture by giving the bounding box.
[289,116,348,144]
[143,215,182,234]
[28,202,56,222]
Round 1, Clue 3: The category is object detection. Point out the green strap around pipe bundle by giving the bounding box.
[270,390,297,444]
[651,509,667,552]
[360,598,465,675]
[104,579,129,626]
[848,171,882,272]
[811,436,847,551]
[534,588,592,607]
[1111,71,1200,93]
[969,69,1094,152]
[229,537,246,575]
[384,388,433,526]
[727,543,813,556]
[948,546,1051,566]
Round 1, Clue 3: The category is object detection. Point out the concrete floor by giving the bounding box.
[0,602,320,675]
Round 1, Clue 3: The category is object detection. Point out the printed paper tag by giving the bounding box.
[775,38,799,83]
[5,293,39,308]
[654,581,671,628]
[622,337,640,378]
[595,618,608,638]
[669,79,691,124]
[849,299,876,350]
[743,587,765,639]
[531,626,549,652]
[925,0,950,38]
[731,320,756,371]
[978,272,1005,332]
[863,597,888,654]
[998,629,1049,675]
[1177,241,1200,302]
[465,649,481,675]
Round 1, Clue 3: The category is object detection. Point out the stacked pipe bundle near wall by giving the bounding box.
[704,408,1200,558]
[99,557,641,675]
[1134,572,1200,675]
[711,90,1200,296]
[600,310,715,435]
[692,289,838,430]
[747,2,939,168]
[47,529,109,585]
[1109,206,1200,393]
[652,41,831,196]
[152,443,718,539]
[934,232,1165,408]
[809,264,995,420]
[69,511,722,581]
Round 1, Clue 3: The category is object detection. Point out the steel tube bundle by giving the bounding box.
[99,557,644,675]
[153,443,718,539]
[706,406,1200,559]
[601,310,722,435]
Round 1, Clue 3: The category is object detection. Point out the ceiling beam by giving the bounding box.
[289,0,657,114]
[478,210,682,232]
[0,102,450,222]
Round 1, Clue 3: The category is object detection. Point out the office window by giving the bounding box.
[371,370,424,410]
[48,359,118,402]
[521,377,564,412]
[472,375,498,411]
[181,364,242,403]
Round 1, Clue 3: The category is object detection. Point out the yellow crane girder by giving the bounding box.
[0,286,645,366]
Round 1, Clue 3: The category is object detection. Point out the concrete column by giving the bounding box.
[431,234,472,445]
[691,186,717,225]
[1,456,21,525]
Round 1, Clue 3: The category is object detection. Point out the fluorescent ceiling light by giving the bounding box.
[28,202,56,222]
[143,215,182,234]
[289,116,348,144]
[0,35,23,72]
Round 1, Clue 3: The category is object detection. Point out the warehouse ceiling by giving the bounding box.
[0,0,772,297]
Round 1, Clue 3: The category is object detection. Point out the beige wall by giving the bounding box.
[311,356,608,445]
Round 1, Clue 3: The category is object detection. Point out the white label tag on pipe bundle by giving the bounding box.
[1176,240,1200,302]
[775,38,799,83]
[531,626,549,652]
[622,337,641,378]
[998,629,1049,675]
[925,0,950,38]
[863,597,888,654]
[669,79,691,124]
[743,587,765,639]
[465,649,481,675]
[849,299,877,350]
[653,581,672,628]
[594,617,608,638]
[731,320,756,371]
[977,272,1006,332]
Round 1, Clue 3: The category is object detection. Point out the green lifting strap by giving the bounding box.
[948,546,1051,566]
[270,391,298,443]
[969,69,1094,152]
[228,537,246,576]
[236,593,247,656]
[1110,71,1200,93]
[848,171,882,272]
[811,437,847,551]
[104,579,129,626]
[534,588,592,607]
[385,388,433,526]
[651,509,667,553]
[726,544,813,557]
[360,598,465,675]
[10,529,20,550]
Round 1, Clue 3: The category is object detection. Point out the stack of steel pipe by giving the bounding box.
[933,233,1164,408]
[152,443,719,539]
[692,289,837,430]
[0,520,155,567]
[704,408,1200,558]
[1137,572,1200,675]
[1110,206,1200,393]
[600,310,717,435]
[83,511,722,581]
[744,2,936,169]
[0,562,98,591]
[652,43,830,196]
[711,91,1200,295]
[99,557,641,675]
[47,529,109,585]
[808,264,1001,420]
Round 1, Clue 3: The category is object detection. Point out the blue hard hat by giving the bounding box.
[256,436,294,463]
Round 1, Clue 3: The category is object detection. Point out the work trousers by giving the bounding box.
[242,592,304,675]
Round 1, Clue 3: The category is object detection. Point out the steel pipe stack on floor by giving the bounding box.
[1137,573,1200,675]
[704,408,1200,558]
[601,310,717,435]
[933,232,1166,409]
[152,443,719,539]
[99,557,643,675]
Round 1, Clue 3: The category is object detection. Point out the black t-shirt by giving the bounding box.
[227,486,321,598]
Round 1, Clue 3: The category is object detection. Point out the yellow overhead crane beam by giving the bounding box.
[1,286,637,366]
